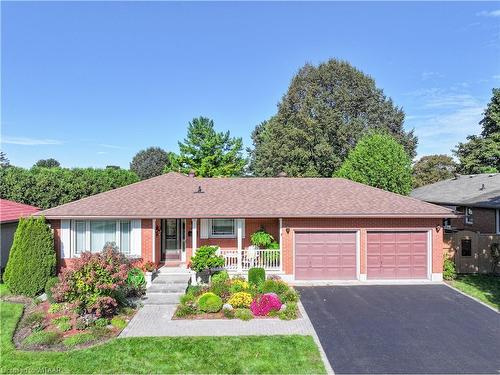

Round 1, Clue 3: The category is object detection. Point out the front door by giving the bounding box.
[162,219,181,261]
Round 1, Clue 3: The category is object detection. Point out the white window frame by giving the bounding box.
[465,207,473,225]
[210,218,236,238]
[71,219,132,257]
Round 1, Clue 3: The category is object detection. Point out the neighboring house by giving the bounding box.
[0,199,40,271]
[38,172,454,282]
[411,174,500,274]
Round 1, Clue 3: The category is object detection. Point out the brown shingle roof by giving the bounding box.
[38,172,454,219]
[0,199,39,223]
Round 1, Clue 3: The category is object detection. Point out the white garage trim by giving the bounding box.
[365,229,433,282]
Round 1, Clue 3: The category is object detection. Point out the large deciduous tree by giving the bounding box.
[130,147,171,180]
[412,154,457,188]
[166,117,246,177]
[249,59,416,177]
[335,132,413,195]
[34,158,60,168]
[454,88,500,174]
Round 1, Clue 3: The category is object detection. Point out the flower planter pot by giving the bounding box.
[144,270,158,288]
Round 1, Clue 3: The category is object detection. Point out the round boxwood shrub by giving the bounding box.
[4,216,56,297]
[197,292,223,313]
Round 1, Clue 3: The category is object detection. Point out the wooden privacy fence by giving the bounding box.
[444,231,500,274]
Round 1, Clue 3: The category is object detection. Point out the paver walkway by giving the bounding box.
[120,303,314,337]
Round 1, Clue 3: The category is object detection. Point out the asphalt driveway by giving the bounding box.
[297,285,500,374]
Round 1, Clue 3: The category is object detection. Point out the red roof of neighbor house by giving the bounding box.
[0,199,40,223]
[37,172,455,219]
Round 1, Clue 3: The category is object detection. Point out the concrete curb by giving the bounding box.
[298,301,335,375]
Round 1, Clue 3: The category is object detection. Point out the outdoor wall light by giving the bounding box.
[436,225,441,233]
[286,227,290,234]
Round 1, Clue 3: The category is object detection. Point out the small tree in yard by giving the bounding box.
[130,147,171,180]
[335,132,413,195]
[4,216,56,296]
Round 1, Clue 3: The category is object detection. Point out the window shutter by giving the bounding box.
[60,220,71,259]
[200,219,209,239]
[130,219,142,258]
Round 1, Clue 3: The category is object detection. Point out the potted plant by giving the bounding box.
[189,246,225,283]
[140,261,158,287]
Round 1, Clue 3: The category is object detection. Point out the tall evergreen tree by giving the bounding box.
[0,151,10,168]
[167,117,246,177]
[249,59,416,177]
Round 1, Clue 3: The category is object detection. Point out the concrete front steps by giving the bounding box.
[142,267,191,306]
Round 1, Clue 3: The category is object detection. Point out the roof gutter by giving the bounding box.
[37,212,459,220]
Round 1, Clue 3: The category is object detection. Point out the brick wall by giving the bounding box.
[450,206,496,234]
[281,217,443,276]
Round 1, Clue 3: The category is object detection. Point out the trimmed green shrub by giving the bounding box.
[248,268,266,287]
[111,317,127,329]
[175,304,197,317]
[63,332,95,347]
[45,276,59,303]
[197,292,223,313]
[190,246,224,272]
[94,318,109,328]
[211,270,229,284]
[234,308,253,321]
[3,216,56,297]
[222,308,235,319]
[279,302,298,320]
[22,331,61,347]
[262,279,290,299]
[443,257,457,280]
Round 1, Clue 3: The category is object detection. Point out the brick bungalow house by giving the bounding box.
[38,172,455,282]
[411,173,500,273]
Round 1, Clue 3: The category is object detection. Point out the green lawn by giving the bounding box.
[0,302,326,374]
[450,274,500,310]
[0,283,11,297]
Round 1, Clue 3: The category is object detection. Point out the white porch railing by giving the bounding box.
[219,248,281,272]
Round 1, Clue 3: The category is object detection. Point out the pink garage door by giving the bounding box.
[295,232,357,280]
[367,231,428,279]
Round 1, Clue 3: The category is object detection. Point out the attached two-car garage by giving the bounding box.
[294,230,429,281]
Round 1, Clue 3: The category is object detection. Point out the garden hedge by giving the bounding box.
[3,216,56,297]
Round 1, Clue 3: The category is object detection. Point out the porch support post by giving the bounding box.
[192,219,198,256]
[152,219,156,263]
[237,219,243,273]
[279,218,283,271]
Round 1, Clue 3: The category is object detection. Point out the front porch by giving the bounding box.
[153,217,283,273]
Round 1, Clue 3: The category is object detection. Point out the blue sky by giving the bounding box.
[1,2,499,168]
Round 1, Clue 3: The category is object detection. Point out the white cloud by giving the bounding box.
[1,136,63,145]
[404,87,486,158]
[97,151,108,155]
[99,143,126,150]
[477,10,500,17]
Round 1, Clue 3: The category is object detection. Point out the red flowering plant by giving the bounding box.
[250,293,282,316]
[52,244,131,317]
